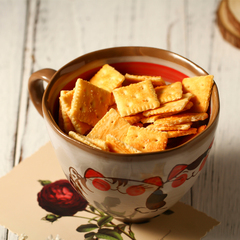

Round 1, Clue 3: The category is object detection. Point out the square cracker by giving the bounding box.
[60,90,91,135]
[69,131,102,150]
[90,64,125,92]
[124,126,168,152]
[106,134,141,153]
[167,128,197,138]
[124,73,166,86]
[70,78,111,126]
[59,90,76,133]
[153,112,208,126]
[142,93,192,117]
[113,80,160,117]
[87,108,131,141]
[155,82,183,104]
[147,123,192,131]
[182,75,214,113]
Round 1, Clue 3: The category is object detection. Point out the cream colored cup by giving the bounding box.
[28,47,219,223]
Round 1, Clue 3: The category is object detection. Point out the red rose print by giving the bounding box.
[37,179,88,216]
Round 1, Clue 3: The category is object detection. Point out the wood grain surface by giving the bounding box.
[0,0,239,239]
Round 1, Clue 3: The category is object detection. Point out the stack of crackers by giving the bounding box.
[59,64,214,154]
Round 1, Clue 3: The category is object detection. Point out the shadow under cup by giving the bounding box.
[38,47,219,223]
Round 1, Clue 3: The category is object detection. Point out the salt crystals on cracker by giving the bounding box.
[113,80,160,117]
[70,78,111,126]
[182,75,214,113]
[59,64,214,154]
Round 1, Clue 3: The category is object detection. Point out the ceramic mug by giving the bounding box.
[28,47,220,223]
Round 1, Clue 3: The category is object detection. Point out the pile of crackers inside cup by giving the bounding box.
[59,64,214,154]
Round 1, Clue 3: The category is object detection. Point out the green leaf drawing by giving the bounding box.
[76,223,98,232]
[38,180,52,186]
[84,232,96,240]
[98,215,114,227]
[41,214,61,223]
[95,228,123,240]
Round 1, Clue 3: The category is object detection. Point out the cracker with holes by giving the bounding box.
[69,131,102,150]
[167,128,197,138]
[142,93,193,118]
[106,134,141,153]
[153,112,208,126]
[155,81,183,103]
[59,90,75,133]
[182,75,214,113]
[124,126,168,152]
[125,73,166,86]
[87,108,131,141]
[113,80,160,117]
[147,123,192,131]
[70,78,111,126]
[90,64,125,92]
[60,89,92,135]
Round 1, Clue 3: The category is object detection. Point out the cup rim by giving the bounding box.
[42,46,220,158]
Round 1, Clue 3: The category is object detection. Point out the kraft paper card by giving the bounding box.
[0,142,220,240]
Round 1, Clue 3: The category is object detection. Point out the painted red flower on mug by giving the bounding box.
[37,179,88,216]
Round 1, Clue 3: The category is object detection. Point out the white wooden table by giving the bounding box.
[1,0,239,239]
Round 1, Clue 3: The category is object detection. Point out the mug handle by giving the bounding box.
[28,68,57,117]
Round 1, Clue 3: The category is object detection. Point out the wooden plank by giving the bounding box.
[0,0,28,239]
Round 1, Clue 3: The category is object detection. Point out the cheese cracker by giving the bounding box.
[70,78,111,126]
[59,90,76,133]
[69,131,101,150]
[155,82,182,103]
[125,73,166,86]
[167,128,197,138]
[60,90,91,135]
[142,93,192,117]
[87,108,131,141]
[147,123,192,131]
[113,80,160,117]
[106,134,141,153]
[90,64,125,92]
[124,113,142,125]
[153,112,208,126]
[124,126,168,152]
[182,75,214,113]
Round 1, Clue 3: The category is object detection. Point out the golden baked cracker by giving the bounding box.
[147,123,192,131]
[167,128,197,138]
[124,126,168,152]
[60,89,91,135]
[155,82,182,103]
[82,136,109,151]
[140,114,162,124]
[124,113,142,125]
[153,112,208,126]
[70,78,111,126]
[183,101,193,111]
[69,131,101,150]
[125,73,166,86]
[68,115,92,135]
[90,64,125,92]
[198,125,207,134]
[59,90,76,133]
[182,75,214,113]
[106,134,141,153]
[87,108,131,141]
[142,93,190,117]
[113,80,160,117]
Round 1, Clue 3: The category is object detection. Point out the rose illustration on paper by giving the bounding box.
[37,179,137,240]
[37,179,88,216]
